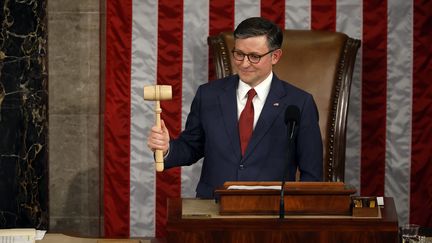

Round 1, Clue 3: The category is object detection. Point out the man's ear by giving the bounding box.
[271,49,283,65]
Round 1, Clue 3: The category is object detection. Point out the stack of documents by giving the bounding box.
[0,228,37,243]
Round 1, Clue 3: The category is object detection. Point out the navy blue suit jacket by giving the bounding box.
[165,74,323,198]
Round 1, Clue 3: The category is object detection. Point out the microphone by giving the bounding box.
[280,105,300,219]
[285,105,300,139]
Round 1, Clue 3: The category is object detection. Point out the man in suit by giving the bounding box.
[147,17,323,198]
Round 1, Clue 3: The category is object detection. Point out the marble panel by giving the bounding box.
[0,0,102,234]
[48,0,99,13]
[48,113,100,236]
[0,0,48,229]
[47,0,101,236]
[49,216,100,236]
[48,11,100,115]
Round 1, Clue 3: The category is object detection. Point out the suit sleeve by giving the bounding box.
[296,94,323,181]
[164,86,205,168]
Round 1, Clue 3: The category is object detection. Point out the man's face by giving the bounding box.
[233,35,282,87]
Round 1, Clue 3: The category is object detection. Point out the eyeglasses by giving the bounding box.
[231,49,276,64]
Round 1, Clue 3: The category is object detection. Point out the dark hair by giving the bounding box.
[233,17,283,50]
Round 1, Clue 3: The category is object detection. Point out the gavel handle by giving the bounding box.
[155,100,164,172]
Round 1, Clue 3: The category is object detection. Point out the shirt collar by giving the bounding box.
[238,72,273,100]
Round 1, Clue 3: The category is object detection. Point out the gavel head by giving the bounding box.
[143,85,172,101]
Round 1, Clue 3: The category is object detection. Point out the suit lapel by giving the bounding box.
[219,76,242,158]
[243,77,287,160]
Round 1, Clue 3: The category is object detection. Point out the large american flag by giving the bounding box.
[104,0,432,238]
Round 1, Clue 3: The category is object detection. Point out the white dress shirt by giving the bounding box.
[237,72,273,129]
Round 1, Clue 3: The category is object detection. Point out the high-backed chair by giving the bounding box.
[208,30,360,182]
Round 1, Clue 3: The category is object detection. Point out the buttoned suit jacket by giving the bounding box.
[165,74,323,198]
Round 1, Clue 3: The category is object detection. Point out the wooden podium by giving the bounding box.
[215,181,356,216]
[166,182,399,243]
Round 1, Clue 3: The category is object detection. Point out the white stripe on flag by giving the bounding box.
[181,0,209,198]
[130,0,158,237]
[235,0,260,27]
[285,0,310,29]
[336,0,362,196]
[386,0,413,226]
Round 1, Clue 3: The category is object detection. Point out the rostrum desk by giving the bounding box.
[166,197,399,243]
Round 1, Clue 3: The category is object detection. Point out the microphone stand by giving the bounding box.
[279,122,296,219]
[279,178,286,219]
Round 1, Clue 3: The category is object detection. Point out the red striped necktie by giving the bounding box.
[239,88,257,156]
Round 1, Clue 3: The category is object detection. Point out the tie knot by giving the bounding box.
[247,89,256,100]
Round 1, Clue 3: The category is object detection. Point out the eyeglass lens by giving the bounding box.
[232,50,273,63]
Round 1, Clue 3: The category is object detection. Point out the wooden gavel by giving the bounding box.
[143,85,172,172]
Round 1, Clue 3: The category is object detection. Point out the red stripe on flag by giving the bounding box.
[156,0,183,238]
[361,1,388,196]
[311,0,336,31]
[208,0,235,81]
[209,0,234,35]
[104,0,132,237]
[411,0,432,228]
[261,0,286,29]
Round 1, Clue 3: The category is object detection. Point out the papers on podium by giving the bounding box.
[0,228,36,243]
[227,185,281,190]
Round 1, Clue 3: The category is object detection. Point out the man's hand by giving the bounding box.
[147,119,170,155]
